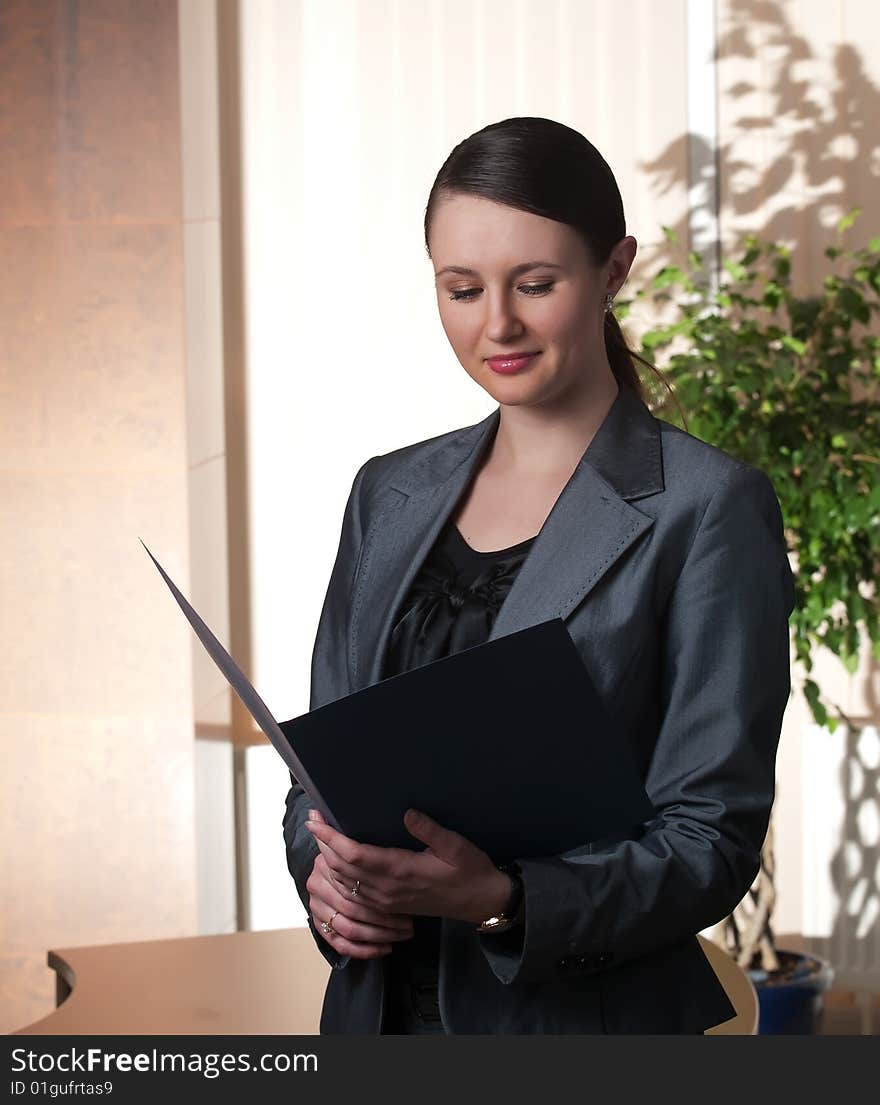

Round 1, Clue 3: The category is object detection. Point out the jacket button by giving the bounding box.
[556,956,572,971]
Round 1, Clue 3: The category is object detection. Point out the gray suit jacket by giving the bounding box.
[282,383,796,1034]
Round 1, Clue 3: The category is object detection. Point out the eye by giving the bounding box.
[447,281,555,302]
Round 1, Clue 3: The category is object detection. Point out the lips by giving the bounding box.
[485,352,540,374]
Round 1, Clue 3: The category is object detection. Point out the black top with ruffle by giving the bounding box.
[381,516,536,971]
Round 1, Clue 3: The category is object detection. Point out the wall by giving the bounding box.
[179,0,238,935]
[0,0,197,1032]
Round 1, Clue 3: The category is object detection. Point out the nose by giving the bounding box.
[483,288,526,344]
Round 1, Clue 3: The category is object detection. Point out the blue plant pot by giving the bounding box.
[748,950,834,1034]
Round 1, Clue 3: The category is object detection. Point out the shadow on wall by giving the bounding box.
[640,0,880,281]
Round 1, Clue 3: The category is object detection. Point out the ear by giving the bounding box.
[607,235,638,298]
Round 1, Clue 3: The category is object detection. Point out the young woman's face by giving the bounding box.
[429,193,635,408]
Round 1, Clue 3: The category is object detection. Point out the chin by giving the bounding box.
[477,371,555,405]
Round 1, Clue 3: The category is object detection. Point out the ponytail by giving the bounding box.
[604,311,689,432]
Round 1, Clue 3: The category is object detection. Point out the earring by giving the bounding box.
[604,291,615,314]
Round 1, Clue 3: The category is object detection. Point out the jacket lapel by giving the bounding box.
[349,384,664,691]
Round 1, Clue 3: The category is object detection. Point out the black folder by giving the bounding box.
[143,539,655,864]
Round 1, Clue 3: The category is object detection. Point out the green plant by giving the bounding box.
[617,213,880,971]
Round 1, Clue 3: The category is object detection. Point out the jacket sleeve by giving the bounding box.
[282,457,373,971]
[477,464,797,984]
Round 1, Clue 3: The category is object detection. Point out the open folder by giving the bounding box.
[142,539,655,864]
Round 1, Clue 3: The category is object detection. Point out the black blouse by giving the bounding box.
[381,515,537,971]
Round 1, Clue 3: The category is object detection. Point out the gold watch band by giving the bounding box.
[475,870,523,933]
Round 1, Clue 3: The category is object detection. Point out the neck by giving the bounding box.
[490,369,620,478]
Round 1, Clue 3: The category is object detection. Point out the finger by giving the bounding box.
[318,855,391,914]
[323,933,393,959]
[305,818,402,876]
[311,835,368,883]
[308,807,327,825]
[311,835,390,899]
[310,902,395,959]
[315,865,414,935]
[403,808,470,865]
[311,848,360,900]
[313,896,410,946]
[325,908,414,947]
[311,858,414,934]
[313,917,393,959]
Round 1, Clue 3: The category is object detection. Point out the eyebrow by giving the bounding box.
[434,260,564,279]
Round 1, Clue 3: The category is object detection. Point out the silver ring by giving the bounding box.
[350,880,360,897]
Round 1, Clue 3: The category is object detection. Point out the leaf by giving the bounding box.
[642,329,672,350]
[723,259,749,283]
[653,265,685,288]
[837,207,862,233]
[782,336,806,356]
[803,679,827,727]
[774,255,791,279]
[662,225,678,244]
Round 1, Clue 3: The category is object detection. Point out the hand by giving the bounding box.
[305,807,513,925]
[306,812,415,959]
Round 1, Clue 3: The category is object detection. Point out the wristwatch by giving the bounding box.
[475,861,524,934]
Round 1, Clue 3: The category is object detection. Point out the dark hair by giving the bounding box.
[423,116,681,417]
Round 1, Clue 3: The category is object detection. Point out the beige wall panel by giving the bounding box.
[0,223,187,472]
[0,0,182,224]
[2,711,196,954]
[183,219,226,467]
[178,0,235,935]
[178,0,222,222]
[0,470,192,716]
[1,0,197,1029]
[188,456,232,730]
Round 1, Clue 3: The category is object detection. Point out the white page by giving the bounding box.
[139,539,340,830]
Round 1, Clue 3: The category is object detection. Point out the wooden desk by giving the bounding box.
[15,928,331,1036]
[14,929,755,1035]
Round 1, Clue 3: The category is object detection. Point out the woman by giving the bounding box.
[282,117,795,1034]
